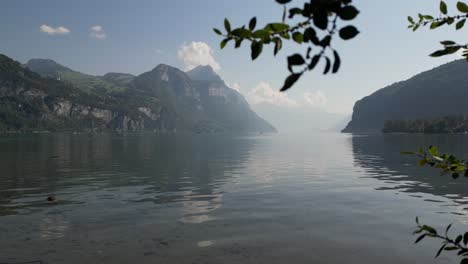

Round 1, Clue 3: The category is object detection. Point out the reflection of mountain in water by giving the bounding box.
[0,133,255,220]
[351,134,468,208]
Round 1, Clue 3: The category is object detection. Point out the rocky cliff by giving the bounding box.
[0,54,275,133]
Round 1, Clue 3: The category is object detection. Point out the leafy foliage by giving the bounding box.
[404,145,468,179]
[408,1,468,60]
[213,0,360,91]
[414,217,468,263]
[405,145,468,262]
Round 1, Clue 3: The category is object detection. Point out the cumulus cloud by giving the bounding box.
[177,41,221,72]
[248,81,300,108]
[40,24,70,35]
[303,90,327,108]
[89,25,106,40]
[247,81,328,110]
[228,83,241,93]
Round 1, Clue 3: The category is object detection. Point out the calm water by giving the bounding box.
[1,132,468,263]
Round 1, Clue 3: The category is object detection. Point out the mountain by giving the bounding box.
[186,65,222,82]
[26,59,126,93]
[186,65,276,133]
[101,72,135,86]
[25,58,72,78]
[342,59,468,133]
[0,54,164,131]
[1,54,275,133]
[251,103,347,133]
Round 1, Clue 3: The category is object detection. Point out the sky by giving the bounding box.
[0,0,465,115]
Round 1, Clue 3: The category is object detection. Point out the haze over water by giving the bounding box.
[1,132,468,263]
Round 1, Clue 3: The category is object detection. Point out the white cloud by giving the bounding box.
[177,41,221,72]
[40,24,70,35]
[303,90,327,108]
[247,81,328,110]
[228,82,241,93]
[89,25,106,40]
[248,81,300,108]
[155,49,163,54]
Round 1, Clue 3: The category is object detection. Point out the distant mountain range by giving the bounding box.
[0,54,275,133]
[343,59,468,133]
[251,103,348,133]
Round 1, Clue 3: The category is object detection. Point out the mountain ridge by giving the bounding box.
[0,54,276,133]
[342,59,468,133]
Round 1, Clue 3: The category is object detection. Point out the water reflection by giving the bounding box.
[0,133,255,223]
[350,133,468,213]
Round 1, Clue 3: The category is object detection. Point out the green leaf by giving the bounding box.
[338,5,360,20]
[323,57,331,74]
[266,23,290,32]
[418,159,427,166]
[446,224,452,235]
[308,55,321,70]
[289,7,303,18]
[441,40,456,45]
[461,259,468,264]
[446,246,459,251]
[234,38,243,48]
[224,18,231,32]
[231,28,251,38]
[440,1,448,15]
[339,25,360,40]
[436,244,446,258]
[303,27,317,43]
[428,145,439,156]
[313,11,328,30]
[280,73,302,92]
[408,16,415,24]
[457,19,466,30]
[250,41,263,60]
[456,235,463,244]
[415,234,426,244]
[320,35,331,47]
[252,29,270,39]
[287,54,305,71]
[430,49,450,57]
[275,0,291,4]
[273,38,282,56]
[292,32,303,44]
[457,1,468,13]
[332,50,341,74]
[431,20,447,29]
[249,17,257,31]
[220,38,230,49]
[422,225,437,235]
[213,28,222,35]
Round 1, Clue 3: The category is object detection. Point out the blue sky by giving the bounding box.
[0,0,464,114]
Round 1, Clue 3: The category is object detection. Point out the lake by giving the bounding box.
[1,132,468,263]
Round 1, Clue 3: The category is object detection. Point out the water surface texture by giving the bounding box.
[1,132,468,263]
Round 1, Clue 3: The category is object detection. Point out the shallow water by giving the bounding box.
[1,132,468,263]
